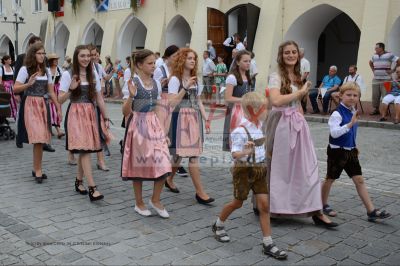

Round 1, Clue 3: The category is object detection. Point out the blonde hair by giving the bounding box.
[339,82,361,96]
[241,92,267,118]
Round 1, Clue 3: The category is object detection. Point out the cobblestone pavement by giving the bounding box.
[0,103,399,265]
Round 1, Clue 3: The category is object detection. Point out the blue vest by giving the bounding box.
[329,104,357,147]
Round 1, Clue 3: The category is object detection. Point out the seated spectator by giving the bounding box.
[379,66,400,124]
[309,66,341,114]
[332,65,366,104]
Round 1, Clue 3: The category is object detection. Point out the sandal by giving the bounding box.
[367,209,391,222]
[57,132,65,139]
[262,243,288,260]
[212,222,230,243]
[323,204,337,217]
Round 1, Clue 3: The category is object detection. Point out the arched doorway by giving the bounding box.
[165,15,191,48]
[388,17,400,60]
[225,4,260,51]
[22,33,36,54]
[117,15,147,60]
[207,4,260,65]
[0,35,15,60]
[285,4,360,84]
[50,22,70,64]
[82,20,104,51]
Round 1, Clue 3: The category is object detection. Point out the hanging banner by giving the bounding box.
[109,0,130,11]
[95,0,109,12]
[55,0,65,17]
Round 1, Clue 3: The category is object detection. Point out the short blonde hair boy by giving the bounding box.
[339,81,361,96]
[241,92,267,118]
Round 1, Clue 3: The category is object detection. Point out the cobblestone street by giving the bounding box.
[0,103,399,265]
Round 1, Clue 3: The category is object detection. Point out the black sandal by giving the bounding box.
[367,209,391,222]
[262,243,288,260]
[323,204,337,217]
[32,171,47,179]
[75,178,88,195]
[88,186,104,201]
[212,222,230,243]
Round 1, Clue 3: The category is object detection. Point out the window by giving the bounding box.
[33,0,42,12]
[0,0,3,16]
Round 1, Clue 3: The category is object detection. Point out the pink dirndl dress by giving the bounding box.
[49,68,62,127]
[23,79,52,144]
[65,84,102,153]
[169,84,203,157]
[265,73,322,215]
[1,66,18,120]
[121,78,171,181]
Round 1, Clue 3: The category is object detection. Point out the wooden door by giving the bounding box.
[207,8,226,60]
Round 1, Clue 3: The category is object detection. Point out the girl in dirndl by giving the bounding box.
[47,53,65,139]
[121,49,171,218]
[58,45,110,202]
[222,50,254,151]
[265,40,338,228]
[0,55,18,120]
[153,45,179,133]
[14,43,62,183]
[166,48,214,205]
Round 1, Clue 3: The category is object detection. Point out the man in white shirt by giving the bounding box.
[223,33,238,66]
[155,52,164,68]
[235,35,246,51]
[332,65,366,104]
[250,52,258,90]
[299,48,310,113]
[207,40,216,61]
[202,50,216,105]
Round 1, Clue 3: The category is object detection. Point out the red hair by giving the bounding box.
[171,48,198,80]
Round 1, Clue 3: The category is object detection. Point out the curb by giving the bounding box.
[104,99,399,130]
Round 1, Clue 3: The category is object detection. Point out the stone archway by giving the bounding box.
[50,22,70,64]
[165,15,191,48]
[82,19,104,50]
[22,33,36,54]
[0,35,14,60]
[285,4,360,84]
[117,15,147,60]
[388,16,400,59]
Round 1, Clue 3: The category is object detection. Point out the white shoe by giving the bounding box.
[134,205,151,217]
[149,200,170,218]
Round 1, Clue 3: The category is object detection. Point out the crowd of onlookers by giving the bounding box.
[300,42,400,124]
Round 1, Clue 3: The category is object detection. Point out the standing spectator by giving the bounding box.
[235,35,246,51]
[47,53,64,139]
[369,42,400,115]
[332,65,366,103]
[379,66,400,123]
[207,40,216,61]
[223,33,238,66]
[214,55,227,106]
[202,50,216,105]
[299,48,310,113]
[104,55,114,97]
[113,59,124,99]
[155,52,164,68]
[250,52,258,90]
[229,49,238,72]
[309,66,341,114]
[0,55,17,120]
[62,56,72,71]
